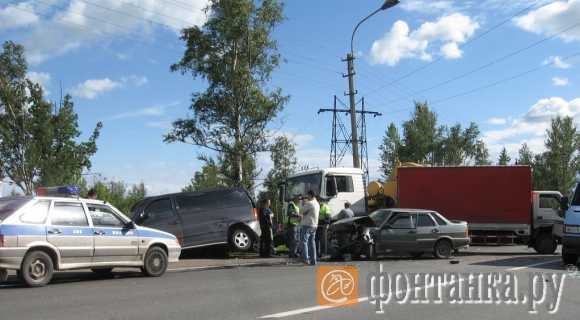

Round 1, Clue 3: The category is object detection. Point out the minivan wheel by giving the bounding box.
[230,228,253,252]
[141,247,168,277]
[0,268,8,283]
[21,251,54,287]
[434,239,453,259]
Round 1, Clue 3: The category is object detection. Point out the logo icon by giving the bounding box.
[317,265,359,306]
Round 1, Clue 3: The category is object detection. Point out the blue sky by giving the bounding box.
[1,0,579,195]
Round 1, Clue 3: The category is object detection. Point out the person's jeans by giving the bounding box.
[301,226,317,265]
[287,225,300,258]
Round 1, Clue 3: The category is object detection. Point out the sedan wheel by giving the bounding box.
[21,251,54,287]
[433,240,453,259]
[231,228,253,252]
[142,247,168,277]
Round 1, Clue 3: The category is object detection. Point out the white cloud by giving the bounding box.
[26,71,51,95]
[514,0,580,42]
[69,74,148,99]
[488,117,507,125]
[400,0,454,14]
[552,77,570,86]
[0,2,39,31]
[110,101,180,120]
[19,0,210,63]
[543,56,572,69]
[70,78,121,99]
[483,97,580,159]
[370,13,479,65]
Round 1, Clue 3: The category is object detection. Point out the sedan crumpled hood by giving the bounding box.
[330,216,376,232]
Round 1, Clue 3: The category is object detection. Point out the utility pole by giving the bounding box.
[344,53,360,168]
[345,0,399,169]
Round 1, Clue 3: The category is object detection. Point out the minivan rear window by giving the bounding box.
[0,198,30,221]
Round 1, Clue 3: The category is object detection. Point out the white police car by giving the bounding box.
[563,174,580,265]
[0,186,181,287]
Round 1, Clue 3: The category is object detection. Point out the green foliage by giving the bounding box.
[86,181,147,216]
[263,136,297,223]
[165,0,287,188]
[182,158,226,192]
[0,41,102,194]
[378,102,489,177]
[539,116,579,193]
[517,143,534,165]
[497,147,511,165]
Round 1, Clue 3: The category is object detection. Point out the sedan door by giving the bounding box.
[87,203,139,263]
[376,212,417,253]
[415,213,440,251]
[46,201,94,265]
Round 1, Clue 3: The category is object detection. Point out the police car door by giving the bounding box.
[86,203,139,263]
[46,201,94,265]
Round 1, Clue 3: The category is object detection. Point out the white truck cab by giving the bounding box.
[280,168,366,218]
[562,174,580,265]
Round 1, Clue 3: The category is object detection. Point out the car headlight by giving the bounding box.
[565,225,580,234]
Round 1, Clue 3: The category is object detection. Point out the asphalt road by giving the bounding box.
[1,246,579,320]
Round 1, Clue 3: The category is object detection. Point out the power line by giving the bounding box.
[386,51,580,114]
[363,1,544,97]
[376,20,580,106]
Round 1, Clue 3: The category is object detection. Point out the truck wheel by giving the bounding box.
[21,250,54,287]
[562,247,578,265]
[230,228,253,252]
[141,246,168,277]
[434,239,453,259]
[534,233,557,254]
[0,268,8,283]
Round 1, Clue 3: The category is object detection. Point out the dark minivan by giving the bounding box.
[131,188,260,252]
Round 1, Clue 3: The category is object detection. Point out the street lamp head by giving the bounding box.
[380,0,400,10]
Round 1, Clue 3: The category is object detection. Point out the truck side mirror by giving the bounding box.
[326,176,338,197]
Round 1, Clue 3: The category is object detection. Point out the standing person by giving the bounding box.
[86,188,97,200]
[316,199,332,258]
[259,198,275,258]
[335,202,354,221]
[300,190,319,265]
[286,195,301,258]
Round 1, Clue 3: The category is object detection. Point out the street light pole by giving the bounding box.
[346,0,399,169]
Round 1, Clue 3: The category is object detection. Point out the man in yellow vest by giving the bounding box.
[316,198,332,258]
[286,195,301,258]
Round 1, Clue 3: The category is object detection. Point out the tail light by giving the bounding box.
[0,235,4,247]
[252,208,258,220]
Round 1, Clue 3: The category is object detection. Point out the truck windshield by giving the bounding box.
[572,184,580,206]
[285,173,322,199]
[0,197,31,221]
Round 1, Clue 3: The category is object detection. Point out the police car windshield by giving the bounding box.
[0,198,30,221]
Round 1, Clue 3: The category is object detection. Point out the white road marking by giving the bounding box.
[506,259,561,271]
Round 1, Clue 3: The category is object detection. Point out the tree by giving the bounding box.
[263,136,297,222]
[516,143,534,165]
[542,116,579,193]
[379,123,400,179]
[399,101,441,164]
[497,147,511,165]
[474,141,491,165]
[0,41,102,194]
[438,122,481,165]
[182,158,226,192]
[87,180,146,215]
[165,0,288,189]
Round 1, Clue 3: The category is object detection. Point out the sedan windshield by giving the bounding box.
[368,210,391,226]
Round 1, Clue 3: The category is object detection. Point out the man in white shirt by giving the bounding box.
[300,190,320,265]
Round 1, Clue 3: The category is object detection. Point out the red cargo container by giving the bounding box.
[397,166,533,241]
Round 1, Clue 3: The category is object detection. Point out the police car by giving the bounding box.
[0,186,181,287]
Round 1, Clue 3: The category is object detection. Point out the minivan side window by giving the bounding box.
[50,202,89,226]
[19,200,51,224]
[143,199,174,224]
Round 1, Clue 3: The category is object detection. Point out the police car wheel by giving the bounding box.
[91,268,113,275]
[230,228,253,252]
[142,247,168,277]
[21,251,54,287]
[0,268,8,283]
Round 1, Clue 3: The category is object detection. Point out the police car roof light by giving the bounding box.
[36,185,81,197]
